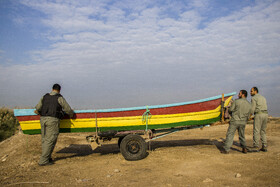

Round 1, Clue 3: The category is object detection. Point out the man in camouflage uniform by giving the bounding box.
[222,90,251,154]
[250,87,268,152]
[35,84,74,166]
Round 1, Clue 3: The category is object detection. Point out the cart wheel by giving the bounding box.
[118,137,124,148]
[120,134,147,161]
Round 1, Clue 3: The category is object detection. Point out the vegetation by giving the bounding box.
[0,108,19,142]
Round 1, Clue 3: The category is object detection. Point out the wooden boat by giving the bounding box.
[14,92,235,135]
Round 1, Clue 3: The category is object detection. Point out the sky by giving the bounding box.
[0,0,279,116]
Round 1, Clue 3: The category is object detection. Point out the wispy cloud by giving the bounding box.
[0,0,280,115]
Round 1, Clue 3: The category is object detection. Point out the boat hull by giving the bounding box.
[14,93,235,134]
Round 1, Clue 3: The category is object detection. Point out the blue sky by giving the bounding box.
[0,0,279,116]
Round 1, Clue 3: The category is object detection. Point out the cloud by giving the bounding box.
[0,0,280,116]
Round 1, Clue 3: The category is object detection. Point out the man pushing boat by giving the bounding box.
[222,90,251,154]
[35,84,74,166]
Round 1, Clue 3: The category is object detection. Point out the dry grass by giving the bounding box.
[0,108,19,142]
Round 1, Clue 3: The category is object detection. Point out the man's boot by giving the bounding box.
[221,149,229,154]
[242,147,247,154]
[260,145,267,152]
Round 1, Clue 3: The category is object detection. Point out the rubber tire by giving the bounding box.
[120,134,147,161]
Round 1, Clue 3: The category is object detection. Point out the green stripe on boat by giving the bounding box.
[22,116,220,135]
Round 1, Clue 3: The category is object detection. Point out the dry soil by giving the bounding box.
[1,118,280,186]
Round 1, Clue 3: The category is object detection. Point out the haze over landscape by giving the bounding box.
[0,0,279,116]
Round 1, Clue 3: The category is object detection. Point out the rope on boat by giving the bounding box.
[142,106,152,131]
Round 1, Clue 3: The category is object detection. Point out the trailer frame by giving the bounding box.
[86,123,214,161]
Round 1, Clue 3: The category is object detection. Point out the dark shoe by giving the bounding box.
[221,150,229,154]
[260,147,267,152]
[242,148,248,154]
[38,162,54,166]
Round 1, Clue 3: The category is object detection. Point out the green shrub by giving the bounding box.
[0,108,19,141]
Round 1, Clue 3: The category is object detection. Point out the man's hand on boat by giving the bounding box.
[33,110,76,119]
[227,99,234,107]
[248,115,254,121]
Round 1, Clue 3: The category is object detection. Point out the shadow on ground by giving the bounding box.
[54,138,246,160]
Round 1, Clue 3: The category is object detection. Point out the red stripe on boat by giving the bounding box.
[16,97,228,122]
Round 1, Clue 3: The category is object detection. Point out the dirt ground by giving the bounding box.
[1,118,280,187]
